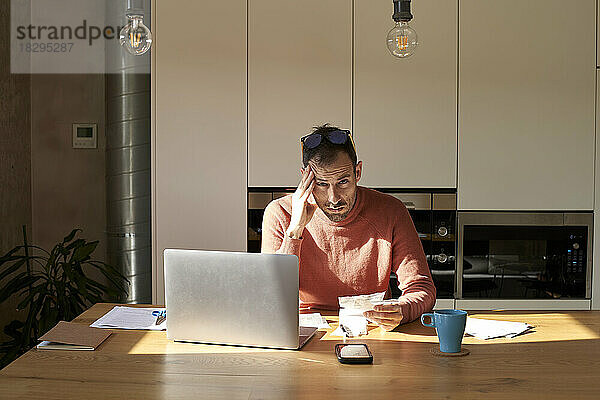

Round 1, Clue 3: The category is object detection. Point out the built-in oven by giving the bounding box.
[248,190,456,299]
[383,193,456,299]
[457,212,593,300]
[248,190,294,253]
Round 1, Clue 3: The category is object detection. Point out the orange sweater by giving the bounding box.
[261,186,436,324]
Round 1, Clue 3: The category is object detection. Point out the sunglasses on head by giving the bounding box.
[300,129,356,152]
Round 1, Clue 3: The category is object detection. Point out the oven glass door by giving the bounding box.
[461,225,587,299]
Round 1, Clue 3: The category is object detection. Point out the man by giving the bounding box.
[261,124,436,330]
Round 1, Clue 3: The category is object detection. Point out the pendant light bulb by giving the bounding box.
[387,0,418,59]
[387,21,418,58]
[119,14,153,56]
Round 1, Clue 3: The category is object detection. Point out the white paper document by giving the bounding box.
[90,306,166,331]
[299,313,331,329]
[465,317,533,340]
[332,309,369,337]
[338,291,386,313]
[333,292,388,337]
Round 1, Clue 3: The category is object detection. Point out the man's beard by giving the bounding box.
[323,210,349,222]
[321,200,351,222]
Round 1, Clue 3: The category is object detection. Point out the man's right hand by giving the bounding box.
[286,165,317,239]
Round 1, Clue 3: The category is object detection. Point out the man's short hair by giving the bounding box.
[302,124,358,168]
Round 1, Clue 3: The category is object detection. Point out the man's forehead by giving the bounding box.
[309,160,354,180]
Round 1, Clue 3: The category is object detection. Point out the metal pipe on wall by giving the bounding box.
[105,0,152,303]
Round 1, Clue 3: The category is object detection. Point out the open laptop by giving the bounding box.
[163,249,318,350]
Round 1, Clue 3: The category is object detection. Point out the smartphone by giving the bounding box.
[335,343,373,364]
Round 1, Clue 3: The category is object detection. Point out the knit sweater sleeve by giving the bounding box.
[391,203,437,324]
[260,199,303,256]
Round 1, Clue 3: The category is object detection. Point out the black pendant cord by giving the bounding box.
[392,0,413,23]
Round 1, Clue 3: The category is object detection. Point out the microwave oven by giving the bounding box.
[456,212,592,300]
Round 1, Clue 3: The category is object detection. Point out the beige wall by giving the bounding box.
[153,0,248,304]
[30,74,107,262]
[0,0,32,342]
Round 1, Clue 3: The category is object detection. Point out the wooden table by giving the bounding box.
[1,303,599,399]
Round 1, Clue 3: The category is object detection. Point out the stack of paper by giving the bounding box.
[90,306,166,330]
[465,317,533,340]
[299,313,331,329]
[37,321,111,351]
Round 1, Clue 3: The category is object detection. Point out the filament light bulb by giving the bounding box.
[119,14,153,56]
[386,21,418,58]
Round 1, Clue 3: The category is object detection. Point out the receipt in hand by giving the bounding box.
[334,292,387,337]
[338,291,386,313]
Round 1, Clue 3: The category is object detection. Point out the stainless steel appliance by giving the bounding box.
[385,192,456,299]
[248,190,457,299]
[248,191,294,253]
[457,212,593,300]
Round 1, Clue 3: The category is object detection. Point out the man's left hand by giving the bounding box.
[363,303,403,332]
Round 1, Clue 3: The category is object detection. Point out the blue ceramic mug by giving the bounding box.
[421,309,467,353]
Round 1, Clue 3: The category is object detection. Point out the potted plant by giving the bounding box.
[0,226,128,368]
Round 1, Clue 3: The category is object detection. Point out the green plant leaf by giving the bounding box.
[1,229,131,366]
[62,229,81,244]
[86,279,121,300]
[0,271,27,296]
[21,302,40,349]
[73,274,88,298]
[59,244,69,257]
[0,340,18,353]
[0,258,28,282]
[27,257,50,278]
[71,242,98,262]
[68,292,87,316]
[0,254,25,267]
[0,246,25,263]
[26,245,51,256]
[47,246,58,270]
[0,274,42,303]
[87,261,129,291]
[86,279,110,294]
[16,286,44,311]
[37,298,54,335]
[87,260,130,283]
[61,261,76,283]
[64,239,85,251]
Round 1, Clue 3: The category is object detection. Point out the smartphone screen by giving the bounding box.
[339,344,370,358]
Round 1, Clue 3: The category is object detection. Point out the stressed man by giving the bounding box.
[261,124,436,330]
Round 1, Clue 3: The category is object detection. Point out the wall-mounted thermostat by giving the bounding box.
[72,123,97,149]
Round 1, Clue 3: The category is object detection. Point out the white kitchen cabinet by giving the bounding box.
[248,0,352,187]
[153,0,247,304]
[354,0,457,188]
[458,0,596,211]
